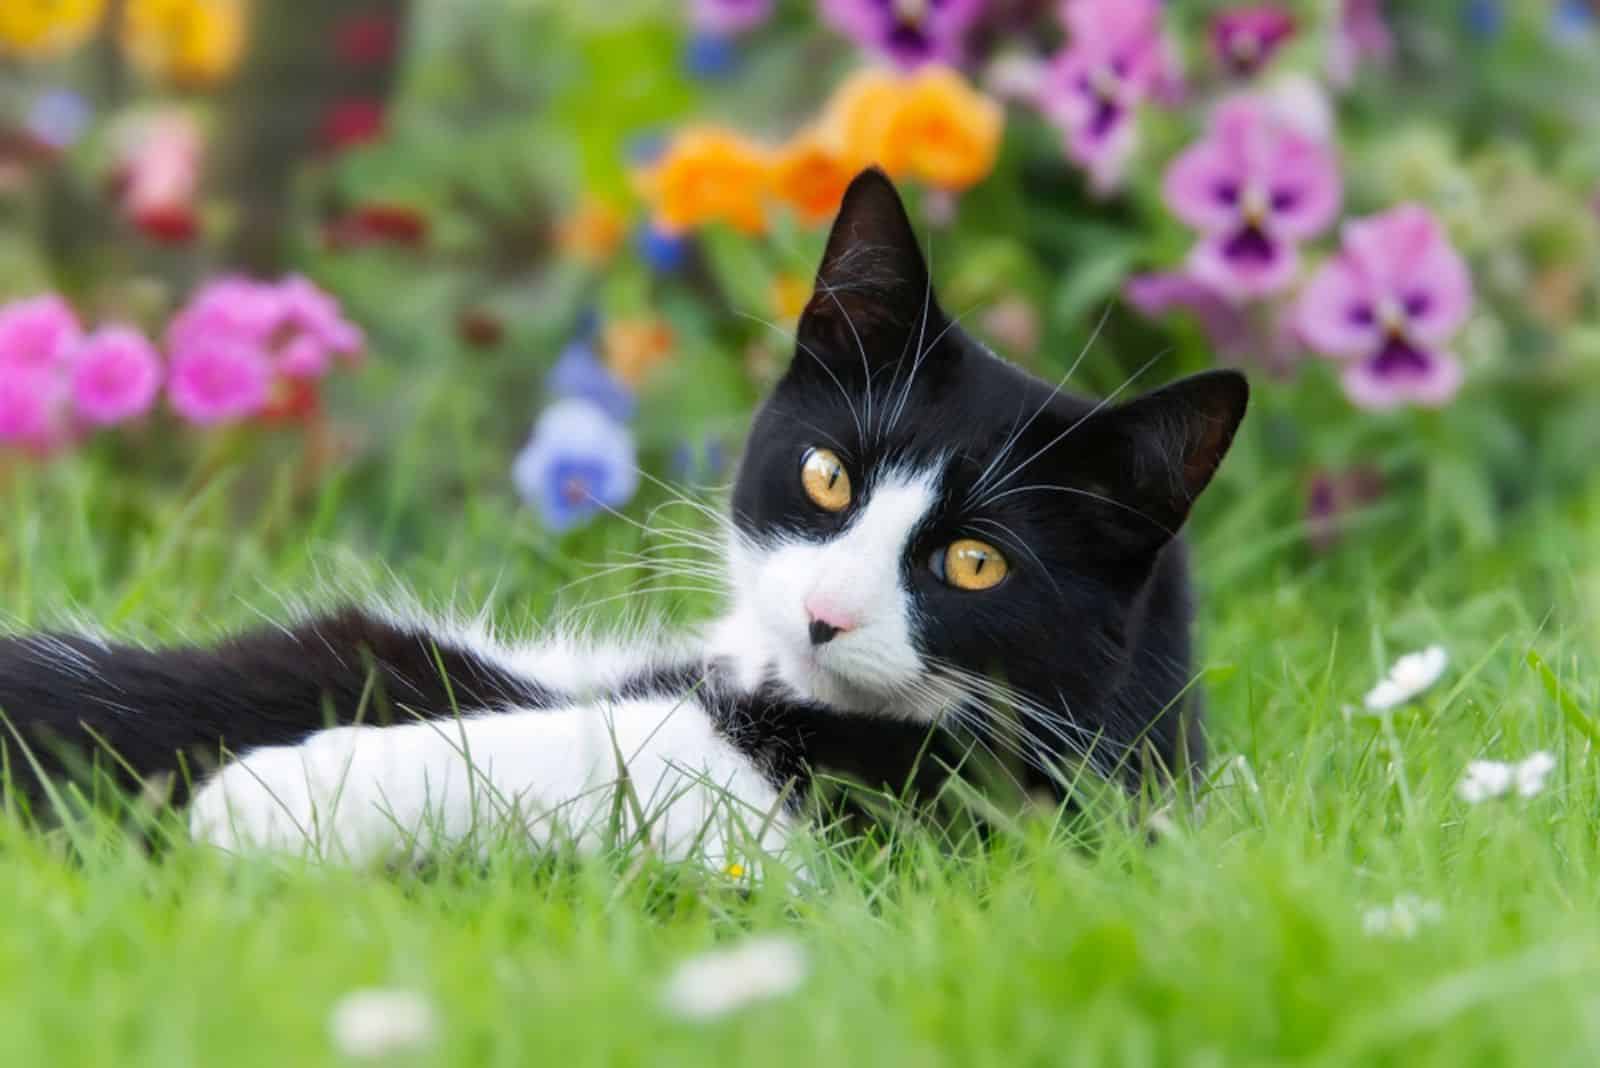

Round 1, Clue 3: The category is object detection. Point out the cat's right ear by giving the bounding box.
[796,168,940,362]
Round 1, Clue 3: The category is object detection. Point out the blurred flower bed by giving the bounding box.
[1,0,1598,553]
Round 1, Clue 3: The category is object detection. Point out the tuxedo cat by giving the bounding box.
[0,170,1247,866]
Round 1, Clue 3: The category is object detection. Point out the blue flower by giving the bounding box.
[683,33,739,79]
[1464,0,1502,39]
[1553,0,1596,39]
[546,341,635,422]
[512,399,639,532]
[638,224,691,273]
[625,129,670,168]
[26,90,91,150]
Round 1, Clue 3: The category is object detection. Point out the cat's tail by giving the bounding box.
[0,607,553,810]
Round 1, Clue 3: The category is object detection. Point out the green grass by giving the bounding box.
[4,396,1600,1067]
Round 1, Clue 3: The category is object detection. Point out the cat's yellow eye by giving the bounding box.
[800,447,852,512]
[940,539,1009,591]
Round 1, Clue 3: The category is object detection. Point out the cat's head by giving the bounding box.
[719,170,1247,780]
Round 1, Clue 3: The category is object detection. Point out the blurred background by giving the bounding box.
[1,0,1597,620]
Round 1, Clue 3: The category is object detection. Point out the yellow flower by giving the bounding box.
[0,0,105,59]
[637,127,771,236]
[821,67,906,175]
[876,66,1003,192]
[122,0,247,87]
[770,273,811,323]
[724,863,746,879]
[604,318,675,387]
[770,129,857,226]
[556,194,627,265]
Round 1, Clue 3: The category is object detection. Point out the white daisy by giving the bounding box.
[1457,751,1557,803]
[661,934,808,1020]
[1362,895,1442,939]
[329,988,439,1059]
[1364,645,1449,711]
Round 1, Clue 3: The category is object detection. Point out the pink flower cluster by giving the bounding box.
[0,296,161,452]
[0,276,363,453]
[166,277,363,424]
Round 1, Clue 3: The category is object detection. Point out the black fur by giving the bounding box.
[733,170,1247,791]
[0,608,556,807]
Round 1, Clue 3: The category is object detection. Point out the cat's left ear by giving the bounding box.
[796,168,941,360]
[1080,370,1249,543]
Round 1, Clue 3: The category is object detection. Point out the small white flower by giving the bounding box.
[1364,645,1449,711]
[661,934,808,1020]
[329,988,439,1059]
[1362,895,1442,939]
[1457,751,1557,803]
[1263,72,1336,142]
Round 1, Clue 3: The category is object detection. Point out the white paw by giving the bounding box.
[189,728,366,858]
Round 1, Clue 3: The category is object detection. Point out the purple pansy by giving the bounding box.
[1125,271,1253,361]
[820,0,984,69]
[1162,96,1340,300]
[689,0,773,35]
[512,398,639,532]
[1305,465,1385,552]
[1210,6,1297,78]
[547,341,636,423]
[1297,204,1472,410]
[1038,0,1177,194]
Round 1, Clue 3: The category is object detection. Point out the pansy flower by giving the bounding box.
[821,0,983,70]
[1163,96,1340,299]
[1038,0,1176,193]
[1210,6,1296,78]
[689,0,773,36]
[1297,204,1472,409]
[512,398,639,532]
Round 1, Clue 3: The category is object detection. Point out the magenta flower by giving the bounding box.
[167,275,363,395]
[820,0,983,69]
[1327,0,1393,87]
[0,295,82,374]
[1163,97,1340,300]
[1210,6,1297,78]
[1297,204,1472,410]
[70,327,163,426]
[168,340,272,425]
[1039,0,1178,193]
[0,366,69,451]
[689,0,772,35]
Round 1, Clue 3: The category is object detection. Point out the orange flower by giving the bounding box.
[638,127,771,235]
[876,66,1003,192]
[821,67,907,175]
[604,318,675,387]
[770,273,811,323]
[769,130,857,225]
[556,194,627,264]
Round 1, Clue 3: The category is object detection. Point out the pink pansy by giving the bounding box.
[0,294,82,373]
[1039,0,1179,194]
[0,365,69,450]
[1210,6,1297,78]
[1125,271,1252,361]
[1163,96,1340,300]
[167,340,272,425]
[1298,204,1472,410]
[1326,0,1393,88]
[70,326,163,426]
[821,0,984,70]
[689,0,773,35]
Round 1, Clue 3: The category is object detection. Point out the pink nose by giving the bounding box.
[804,595,858,646]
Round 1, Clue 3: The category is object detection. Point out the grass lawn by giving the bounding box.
[4,382,1600,1067]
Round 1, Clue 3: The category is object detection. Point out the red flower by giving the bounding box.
[320,99,386,152]
[334,14,398,66]
[322,203,428,249]
[260,377,322,425]
[133,203,199,244]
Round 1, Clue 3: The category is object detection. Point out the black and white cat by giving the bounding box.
[0,170,1247,866]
